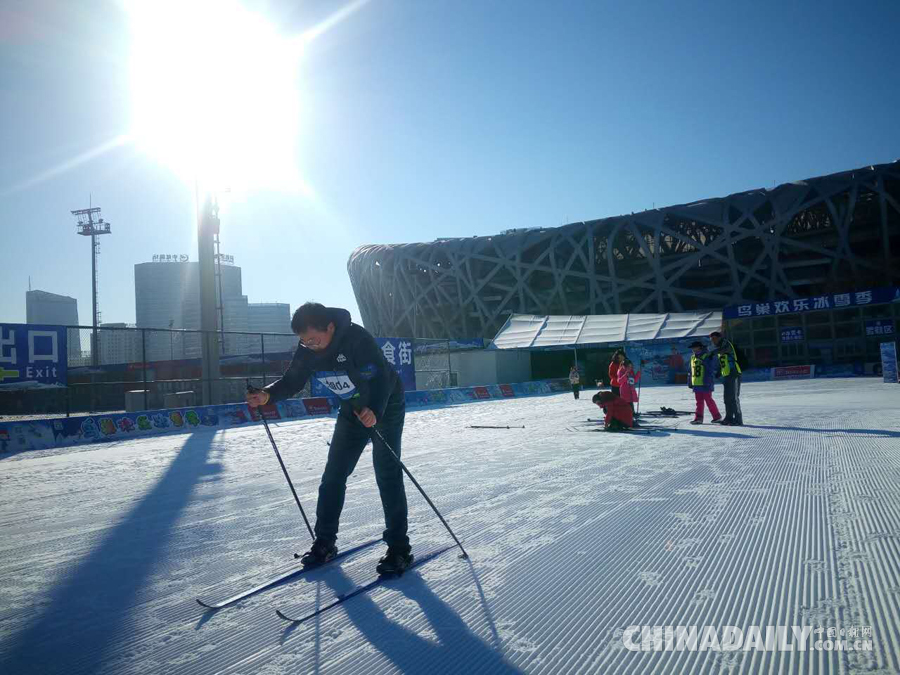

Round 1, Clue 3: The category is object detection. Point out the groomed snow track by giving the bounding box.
[1,379,899,674]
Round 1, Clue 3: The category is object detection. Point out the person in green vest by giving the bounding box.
[709,331,743,426]
[688,341,722,425]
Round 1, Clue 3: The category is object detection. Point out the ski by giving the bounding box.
[467,425,525,429]
[196,539,380,609]
[567,426,663,435]
[275,545,455,624]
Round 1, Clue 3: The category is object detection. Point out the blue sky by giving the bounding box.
[1,0,898,329]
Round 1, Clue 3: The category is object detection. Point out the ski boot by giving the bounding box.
[690,418,703,425]
[300,539,337,568]
[376,547,414,576]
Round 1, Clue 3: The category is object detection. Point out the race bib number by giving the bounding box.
[315,371,357,400]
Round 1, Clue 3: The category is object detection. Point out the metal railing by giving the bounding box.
[0,325,302,417]
[1,326,481,418]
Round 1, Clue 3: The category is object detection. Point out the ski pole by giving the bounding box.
[637,360,645,415]
[364,420,469,560]
[247,383,315,542]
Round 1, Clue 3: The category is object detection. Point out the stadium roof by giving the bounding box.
[489,312,723,349]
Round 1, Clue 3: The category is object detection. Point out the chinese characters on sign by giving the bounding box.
[780,327,804,343]
[0,323,68,387]
[865,319,895,337]
[725,286,899,319]
[152,254,190,263]
[378,338,416,390]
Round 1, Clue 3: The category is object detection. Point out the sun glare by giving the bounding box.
[127,0,303,193]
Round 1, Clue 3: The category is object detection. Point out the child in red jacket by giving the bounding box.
[592,390,634,430]
[617,359,641,418]
[608,350,625,397]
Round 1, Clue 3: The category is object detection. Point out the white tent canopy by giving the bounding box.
[489,312,723,349]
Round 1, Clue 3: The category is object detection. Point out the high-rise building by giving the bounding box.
[248,303,296,354]
[98,323,142,365]
[26,290,79,325]
[222,295,250,355]
[134,260,243,360]
[25,290,82,364]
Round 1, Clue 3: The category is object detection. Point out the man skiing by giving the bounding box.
[709,331,743,426]
[687,341,722,425]
[245,302,412,575]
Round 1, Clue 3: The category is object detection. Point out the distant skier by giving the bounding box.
[709,331,743,426]
[608,350,625,397]
[687,341,722,425]
[569,365,581,399]
[617,359,641,418]
[245,302,412,575]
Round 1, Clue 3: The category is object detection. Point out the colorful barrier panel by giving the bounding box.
[0,379,570,454]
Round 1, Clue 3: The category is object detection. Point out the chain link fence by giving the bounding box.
[0,325,302,418]
[414,339,455,390]
[1,327,484,417]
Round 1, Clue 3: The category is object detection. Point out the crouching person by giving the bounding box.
[592,391,635,431]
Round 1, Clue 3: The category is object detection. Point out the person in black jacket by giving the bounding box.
[245,302,411,575]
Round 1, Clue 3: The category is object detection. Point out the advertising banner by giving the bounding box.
[865,319,895,338]
[881,342,899,383]
[772,365,815,380]
[625,338,702,385]
[780,327,804,342]
[0,323,67,388]
[724,286,900,319]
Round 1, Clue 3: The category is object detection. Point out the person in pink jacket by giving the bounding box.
[617,359,641,417]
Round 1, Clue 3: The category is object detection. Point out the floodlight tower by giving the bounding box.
[198,194,221,404]
[72,204,111,367]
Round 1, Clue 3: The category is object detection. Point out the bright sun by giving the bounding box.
[127,0,304,193]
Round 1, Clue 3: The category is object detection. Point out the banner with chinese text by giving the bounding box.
[865,319,895,338]
[724,286,900,320]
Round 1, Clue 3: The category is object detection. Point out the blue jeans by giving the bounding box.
[314,393,409,551]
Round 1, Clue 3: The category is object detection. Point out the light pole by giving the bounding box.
[71,202,111,367]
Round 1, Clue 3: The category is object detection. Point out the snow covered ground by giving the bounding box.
[1,378,899,674]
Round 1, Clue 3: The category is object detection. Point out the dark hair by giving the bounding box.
[291,302,331,333]
[709,331,722,338]
[623,359,633,367]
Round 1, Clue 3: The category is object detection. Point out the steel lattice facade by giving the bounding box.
[348,161,900,340]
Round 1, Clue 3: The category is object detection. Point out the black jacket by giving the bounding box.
[264,307,402,419]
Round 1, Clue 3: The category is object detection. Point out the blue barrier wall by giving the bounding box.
[0,379,569,454]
